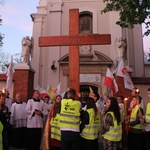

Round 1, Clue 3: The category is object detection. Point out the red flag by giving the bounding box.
[104,68,118,96]
[6,56,13,91]
[115,58,134,90]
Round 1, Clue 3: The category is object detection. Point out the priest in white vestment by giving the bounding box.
[25,90,48,150]
[10,93,27,148]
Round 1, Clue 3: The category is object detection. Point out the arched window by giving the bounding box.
[79,12,93,34]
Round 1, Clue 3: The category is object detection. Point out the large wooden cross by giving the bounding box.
[39,9,111,92]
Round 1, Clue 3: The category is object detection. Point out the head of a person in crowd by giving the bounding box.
[5,90,10,98]
[105,97,121,124]
[15,93,22,102]
[132,95,142,106]
[131,87,140,96]
[44,96,50,104]
[148,88,150,99]
[86,97,98,118]
[0,93,6,105]
[89,91,100,102]
[117,95,124,104]
[55,95,62,103]
[53,102,61,118]
[86,97,95,109]
[67,88,76,99]
[33,90,40,99]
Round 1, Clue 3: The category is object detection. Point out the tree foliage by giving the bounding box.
[101,0,150,35]
[0,0,4,47]
[0,50,22,73]
[0,49,9,73]
[0,16,4,47]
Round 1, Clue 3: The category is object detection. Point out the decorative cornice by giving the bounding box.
[132,77,150,84]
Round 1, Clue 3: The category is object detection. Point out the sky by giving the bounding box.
[0,1,150,56]
[0,0,39,55]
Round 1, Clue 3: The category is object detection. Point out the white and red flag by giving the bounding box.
[104,68,118,96]
[6,56,13,91]
[115,58,134,90]
[53,82,61,96]
[35,84,50,98]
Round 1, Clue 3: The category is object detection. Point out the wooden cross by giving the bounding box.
[39,9,111,92]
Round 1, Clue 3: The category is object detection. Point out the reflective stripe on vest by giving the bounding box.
[145,103,150,127]
[130,105,143,129]
[81,108,100,140]
[102,112,122,142]
[60,99,80,130]
[0,122,3,149]
[50,113,61,141]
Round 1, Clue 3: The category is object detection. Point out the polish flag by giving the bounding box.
[53,82,61,95]
[35,84,50,98]
[115,58,134,90]
[6,56,13,91]
[104,68,118,96]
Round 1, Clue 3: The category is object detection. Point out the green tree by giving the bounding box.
[0,16,4,47]
[101,0,150,35]
[0,49,9,73]
[0,0,4,47]
[0,51,22,73]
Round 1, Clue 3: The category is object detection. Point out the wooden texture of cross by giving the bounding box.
[39,9,111,93]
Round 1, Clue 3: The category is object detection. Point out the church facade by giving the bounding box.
[30,0,149,96]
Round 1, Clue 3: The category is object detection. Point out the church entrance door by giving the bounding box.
[80,85,98,97]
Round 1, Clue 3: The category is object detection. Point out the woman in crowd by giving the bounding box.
[101,97,122,150]
[40,95,62,150]
[50,102,61,150]
[80,97,100,150]
[125,95,146,150]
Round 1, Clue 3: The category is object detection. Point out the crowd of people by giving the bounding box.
[0,87,150,150]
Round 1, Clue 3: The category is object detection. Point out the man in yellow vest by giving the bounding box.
[145,88,150,150]
[60,88,81,150]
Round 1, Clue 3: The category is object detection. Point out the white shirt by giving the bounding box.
[10,102,27,128]
[44,102,52,112]
[26,99,48,128]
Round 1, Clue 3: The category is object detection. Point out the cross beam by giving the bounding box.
[39,9,111,93]
[39,34,111,47]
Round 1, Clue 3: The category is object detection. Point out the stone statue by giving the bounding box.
[21,36,34,65]
[115,37,127,60]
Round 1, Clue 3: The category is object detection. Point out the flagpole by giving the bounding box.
[6,55,13,92]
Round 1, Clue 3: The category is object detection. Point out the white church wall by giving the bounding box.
[132,25,144,77]
[31,13,45,88]
[32,0,146,93]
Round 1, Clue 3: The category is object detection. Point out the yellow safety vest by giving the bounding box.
[102,112,122,142]
[81,108,100,140]
[60,99,80,131]
[130,105,143,130]
[0,121,3,150]
[145,103,150,127]
[50,113,61,141]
